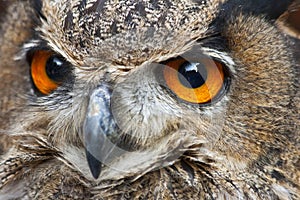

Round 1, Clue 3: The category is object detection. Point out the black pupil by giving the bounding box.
[46,56,65,82]
[178,61,207,88]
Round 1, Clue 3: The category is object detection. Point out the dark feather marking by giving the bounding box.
[64,10,74,31]
[271,170,285,181]
[180,160,195,184]
[32,0,46,21]
[135,2,146,17]
[86,0,107,14]
[79,0,87,10]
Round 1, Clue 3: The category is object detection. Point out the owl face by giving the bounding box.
[24,0,237,179]
[3,0,298,198]
[20,0,297,180]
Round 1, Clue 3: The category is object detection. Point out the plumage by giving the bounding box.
[0,0,299,199]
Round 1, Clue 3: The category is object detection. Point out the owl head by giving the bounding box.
[0,0,299,199]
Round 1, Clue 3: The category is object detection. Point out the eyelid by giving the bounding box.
[200,47,236,75]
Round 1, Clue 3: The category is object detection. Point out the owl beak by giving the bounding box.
[83,85,119,179]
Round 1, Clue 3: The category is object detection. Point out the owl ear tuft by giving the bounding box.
[277,1,300,40]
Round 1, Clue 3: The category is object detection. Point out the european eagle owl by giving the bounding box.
[0,0,299,199]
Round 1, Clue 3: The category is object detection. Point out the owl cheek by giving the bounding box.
[110,82,178,143]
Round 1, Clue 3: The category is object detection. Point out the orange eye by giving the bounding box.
[30,50,65,95]
[163,57,228,104]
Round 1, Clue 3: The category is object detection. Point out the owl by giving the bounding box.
[0,0,299,199]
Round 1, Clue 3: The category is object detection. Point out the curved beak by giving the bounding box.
[83,85,119,179]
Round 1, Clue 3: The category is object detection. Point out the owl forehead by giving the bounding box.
[41,0,222,66]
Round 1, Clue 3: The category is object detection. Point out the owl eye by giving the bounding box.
[29,50,68,95]
[163,57,228,104]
